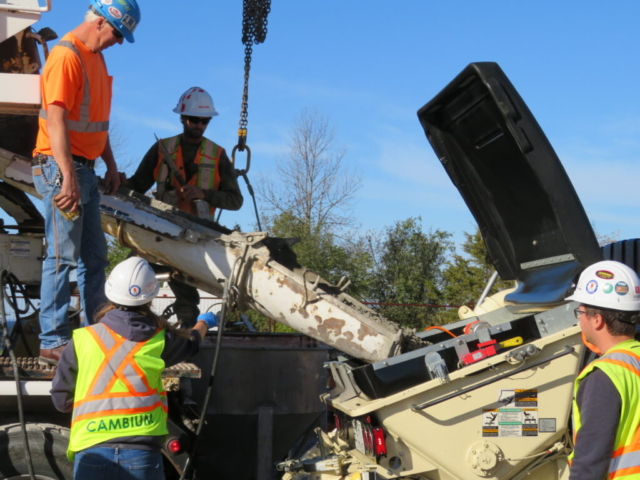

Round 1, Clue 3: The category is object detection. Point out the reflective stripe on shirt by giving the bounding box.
[39,41,110,133]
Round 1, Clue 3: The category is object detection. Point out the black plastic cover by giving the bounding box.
[602,239,640,274]
[417,63,602,286]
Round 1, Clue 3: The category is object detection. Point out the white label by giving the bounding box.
[10,240,30,257]
[353,420,365,454]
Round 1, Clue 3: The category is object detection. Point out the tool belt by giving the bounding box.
[32,153,95,170]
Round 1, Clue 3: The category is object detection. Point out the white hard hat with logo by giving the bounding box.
[173,87,219,118]
[105,257,160,307]
[566,260,640,311]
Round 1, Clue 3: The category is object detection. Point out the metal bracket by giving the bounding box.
[325,361,364,403]
[521,253,575,270]
[336,276,351,292]
[453,338,470,360]
[424,351,449,383]
[184,229,201,244]
[505,344,541,363]
[242,232,268,246]
[302,268,322,309]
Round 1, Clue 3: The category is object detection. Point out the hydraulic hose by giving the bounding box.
[4,272,36,357]
[178,260,237,480]
[0,270,36,480]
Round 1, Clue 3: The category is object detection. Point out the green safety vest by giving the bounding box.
[570,339,640,479]
[67,323,168,460]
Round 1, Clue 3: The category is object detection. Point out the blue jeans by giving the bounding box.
[33,158,109,349]
[74,447,164,480]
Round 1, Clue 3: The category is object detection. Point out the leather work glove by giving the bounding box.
[197,312,219,329]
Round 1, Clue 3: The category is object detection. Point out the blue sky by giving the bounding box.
[34,1,640,247]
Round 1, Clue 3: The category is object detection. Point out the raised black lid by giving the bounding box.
[418,63,601,302]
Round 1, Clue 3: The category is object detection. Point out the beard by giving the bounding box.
[183,125,205,142]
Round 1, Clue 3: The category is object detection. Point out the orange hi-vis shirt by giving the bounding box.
[34,33,112,160]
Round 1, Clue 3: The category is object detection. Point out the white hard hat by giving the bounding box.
[566,260,640,312]
[173,87,219,118]
[105,257,160,307]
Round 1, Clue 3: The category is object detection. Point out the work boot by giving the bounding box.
[39,345,66,366]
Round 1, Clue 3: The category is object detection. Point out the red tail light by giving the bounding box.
[373,427,387,457]
[167,438,183,455]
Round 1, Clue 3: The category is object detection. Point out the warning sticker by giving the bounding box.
[10,240,30,257]
[515,390,538,407]
[539,418,556,433]
[498,389,538,408]
[482,408,539,437]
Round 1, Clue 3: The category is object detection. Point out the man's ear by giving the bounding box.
[593,313,607,331]
[95,16,106,31]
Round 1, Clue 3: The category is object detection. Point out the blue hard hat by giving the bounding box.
[90,0,141,44]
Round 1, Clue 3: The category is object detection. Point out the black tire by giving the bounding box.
[0,423,73,480]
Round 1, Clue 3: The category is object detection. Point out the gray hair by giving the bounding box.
[84,9,101,23]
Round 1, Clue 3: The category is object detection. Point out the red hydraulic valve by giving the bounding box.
[461,339,498,365]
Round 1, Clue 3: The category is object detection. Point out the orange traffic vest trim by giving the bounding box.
[153,134,222,218]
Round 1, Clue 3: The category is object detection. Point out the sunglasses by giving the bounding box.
[185,116,210,126]
[106,21,123,40]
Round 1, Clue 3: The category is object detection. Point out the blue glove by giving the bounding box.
[197,312,219,329]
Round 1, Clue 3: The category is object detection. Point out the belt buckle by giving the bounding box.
[31,154,47,166]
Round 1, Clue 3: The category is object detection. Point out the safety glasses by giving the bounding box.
[573,308,586,320]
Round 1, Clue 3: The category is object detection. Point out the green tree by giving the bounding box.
[268,210,373,299]
[366,217,453,330]
[440,228,512,323]
[106,236,131,275]
[251,109,372,331]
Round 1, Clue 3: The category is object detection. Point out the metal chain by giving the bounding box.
[220,0,270,232]
[237,0,271,150]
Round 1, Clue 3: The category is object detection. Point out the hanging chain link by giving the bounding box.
[217,0,270,231]
[237,0,271,151]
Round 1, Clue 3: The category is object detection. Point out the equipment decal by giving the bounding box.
[498,389,538,407]
[539,418,556,433]
[485,389,540,436]
[10,240,30,257]
[482,408,539,437]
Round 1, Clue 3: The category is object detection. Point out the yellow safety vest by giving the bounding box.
[570,339,640,479]
[153,134,222,218]
[67,323,168,460]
